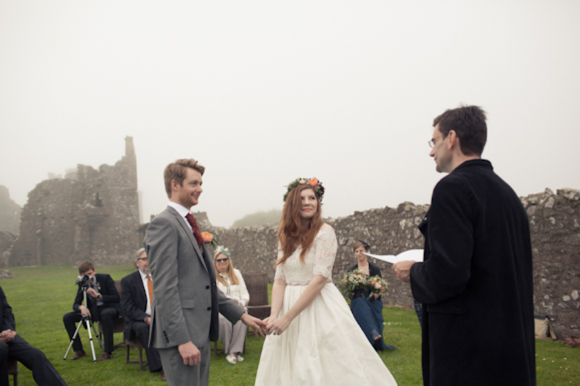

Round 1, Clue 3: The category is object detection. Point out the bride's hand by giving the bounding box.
[266,315,290,335]
[262,316,276,334]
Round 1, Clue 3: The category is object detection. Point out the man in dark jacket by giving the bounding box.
[121,248,163,377]
[394,105,535,385]
[0,286,67,385]
[63,261,122,362]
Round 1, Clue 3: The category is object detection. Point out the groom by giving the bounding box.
[144,158,265,386]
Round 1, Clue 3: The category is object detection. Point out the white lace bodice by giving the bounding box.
[274,224,338,285]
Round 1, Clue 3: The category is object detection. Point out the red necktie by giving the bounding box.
[185,213,203,248]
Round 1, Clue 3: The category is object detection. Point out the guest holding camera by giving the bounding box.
[63,262,122,362]
[213,247,249,365]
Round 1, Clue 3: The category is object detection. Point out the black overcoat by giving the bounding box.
[410,159,535,385]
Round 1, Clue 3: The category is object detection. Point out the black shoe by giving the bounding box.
[97,353,112,362]
[72,351,86,360]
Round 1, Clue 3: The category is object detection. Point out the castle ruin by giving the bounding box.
[7,137,140,267]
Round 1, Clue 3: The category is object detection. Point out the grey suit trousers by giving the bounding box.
[158,343,210,386]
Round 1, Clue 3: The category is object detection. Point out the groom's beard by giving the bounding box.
[139,267,150,275]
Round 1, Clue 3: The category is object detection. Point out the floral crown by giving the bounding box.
[283,177,325,203]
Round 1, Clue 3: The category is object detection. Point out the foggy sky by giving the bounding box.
[1,1,579,228]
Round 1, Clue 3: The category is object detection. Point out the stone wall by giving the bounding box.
[8,137,140,267]
[0,185,21,235]
[197,188,579,340]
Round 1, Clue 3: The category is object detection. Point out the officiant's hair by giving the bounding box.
[164,158,205,198]
[433,105,487,156]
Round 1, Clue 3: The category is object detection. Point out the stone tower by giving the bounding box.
[9,137,141,266]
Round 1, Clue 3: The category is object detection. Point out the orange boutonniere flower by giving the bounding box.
[201,232,219,247]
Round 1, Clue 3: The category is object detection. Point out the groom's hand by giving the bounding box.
[240,313,267,337]
[178,341,201,366]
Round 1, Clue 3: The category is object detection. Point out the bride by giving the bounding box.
[255,178,397,385]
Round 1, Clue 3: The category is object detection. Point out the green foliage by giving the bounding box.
[1,266,579,385]
[231,209,281,228]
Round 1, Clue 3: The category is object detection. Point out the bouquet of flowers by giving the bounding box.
[367,275,388,298]
[337,269,388,300]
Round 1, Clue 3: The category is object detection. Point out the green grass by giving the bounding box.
[1,266,579,385]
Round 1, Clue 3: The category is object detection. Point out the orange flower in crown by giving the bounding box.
[283,177,325,203]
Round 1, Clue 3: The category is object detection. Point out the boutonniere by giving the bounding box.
[201,232,219,248]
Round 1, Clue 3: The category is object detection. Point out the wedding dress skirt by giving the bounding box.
[255,282,398,385]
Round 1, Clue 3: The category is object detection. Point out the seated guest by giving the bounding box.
[121,248,164,380]
[213,246,249,365]
[348,241,396,351]
[63,261,122,362]
[0,285,67,385]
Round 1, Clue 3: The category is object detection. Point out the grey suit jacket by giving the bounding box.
[144,206,244,350]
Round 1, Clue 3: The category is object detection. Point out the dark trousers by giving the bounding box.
[63,307,118,354]
[0,335,67,386]
[131,321,162,372]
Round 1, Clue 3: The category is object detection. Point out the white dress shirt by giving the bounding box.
[168,202,193,232]
[138,269,152,316]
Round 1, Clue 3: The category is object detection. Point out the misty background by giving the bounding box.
[1,1,579,228]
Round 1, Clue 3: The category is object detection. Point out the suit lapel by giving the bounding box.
[166,207,208,272]
[134,271,147,306]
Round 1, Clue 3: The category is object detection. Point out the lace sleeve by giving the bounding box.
[312,226,338,279]
[274,248,286,281]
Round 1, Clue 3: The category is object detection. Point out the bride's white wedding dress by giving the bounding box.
[255,224,398,385]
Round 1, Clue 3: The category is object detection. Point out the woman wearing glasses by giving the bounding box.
[213,246,250,364]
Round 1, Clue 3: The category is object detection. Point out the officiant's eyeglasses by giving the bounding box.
[216,258,229,263]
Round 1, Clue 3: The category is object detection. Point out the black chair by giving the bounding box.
[97,280,125,350]
[7,358,18,386]
[125,338,148,371]
[245,272,271,322]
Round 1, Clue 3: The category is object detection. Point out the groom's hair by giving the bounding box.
[164,158,205,198]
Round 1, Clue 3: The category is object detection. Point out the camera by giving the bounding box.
[75,275,93,288]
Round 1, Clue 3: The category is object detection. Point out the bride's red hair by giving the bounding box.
[276,185,323,267]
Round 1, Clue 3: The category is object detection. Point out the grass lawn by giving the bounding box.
[1,265,578,385]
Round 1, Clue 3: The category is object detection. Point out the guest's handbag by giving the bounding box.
[534,315,557,340]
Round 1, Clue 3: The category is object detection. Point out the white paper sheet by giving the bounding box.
[362,249,424,264]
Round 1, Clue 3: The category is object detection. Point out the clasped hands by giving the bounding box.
[0,329,17,343]
[178,313,267,366]
[263,315,291,336]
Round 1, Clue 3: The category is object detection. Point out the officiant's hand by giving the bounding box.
[266,315,291,336]
[393,260,415,282]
